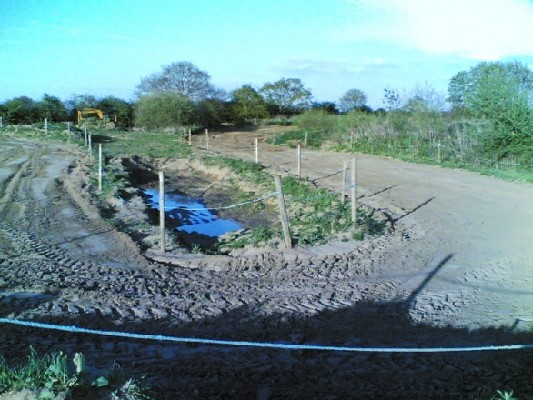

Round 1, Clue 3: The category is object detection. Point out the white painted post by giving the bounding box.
[341,160,347,203]
[351,157,357,227]
[297,141,301,178]
[254,138,259,163]
[0,116,3,128]
[44,118,48,134]
[98,144,103,192]
[84,126,87,146]
[205,128,209,150]
[159,171,166,253]
[67,122,71,134]
[88,133,93,160]
[188,128,192,146]
[274,175,292,249]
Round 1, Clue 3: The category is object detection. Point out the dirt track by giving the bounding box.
[1,134,532,399]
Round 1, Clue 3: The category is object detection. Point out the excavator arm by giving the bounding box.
[77,108,105,123]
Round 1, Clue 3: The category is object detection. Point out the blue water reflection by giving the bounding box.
[143,188,241,237]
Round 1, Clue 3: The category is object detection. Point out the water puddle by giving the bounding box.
[143,188,241,238]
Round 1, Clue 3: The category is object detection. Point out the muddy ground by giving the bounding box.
[0,133,532,399]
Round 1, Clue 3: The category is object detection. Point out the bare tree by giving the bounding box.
[338,88,368,113]
[406,82,447,112]
[136,61,216,102]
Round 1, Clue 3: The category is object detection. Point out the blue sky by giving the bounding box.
[1,0,532,108]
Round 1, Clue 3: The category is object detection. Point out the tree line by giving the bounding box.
[1,60,531,163]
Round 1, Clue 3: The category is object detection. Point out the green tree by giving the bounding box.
[230,85,268,123]
[311,101,339,114]
[135,92,196,130]
[338,88,368,113]
[38,94,68,121]
[448,61,532,160]
[260,78,312,116]
[3,96,40,124]
[136,61,216,101]
[96,96,134,127]
[195,98,229,127]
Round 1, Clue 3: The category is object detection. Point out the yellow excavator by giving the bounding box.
[77,108,104,124]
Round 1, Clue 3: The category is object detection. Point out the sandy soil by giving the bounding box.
[0,133,532,399]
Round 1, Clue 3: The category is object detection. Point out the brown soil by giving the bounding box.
[0,132,532,399]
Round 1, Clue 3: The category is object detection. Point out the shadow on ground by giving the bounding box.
[1,257,532,399]
[1,285,532,399]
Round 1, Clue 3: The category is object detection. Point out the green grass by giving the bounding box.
[0,348,152,399]
[218,173,386,250]
[203,155,272,186]
[0,123,80,144]
[90,130,192,159]
[281,176,385,246]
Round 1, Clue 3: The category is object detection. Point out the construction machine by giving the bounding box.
[77,108,104,124]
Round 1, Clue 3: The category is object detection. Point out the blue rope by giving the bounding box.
[1,318,531,353]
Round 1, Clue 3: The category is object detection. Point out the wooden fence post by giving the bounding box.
[67,122,71,135]
[351,157,357,227]
[297,141,301,178]
[351,130,354,148]
[437,142,441,163]
[304,131,308,148]
[0,116,3,128]
[84,126,87,146]
[159,171,166,253]
[188,128,192,146]
[341,160,347,203]
[44,118,48,134]
[274,175,292,249]
[98,144,103,192]
[205,128,209,150]
[254,138,258,163]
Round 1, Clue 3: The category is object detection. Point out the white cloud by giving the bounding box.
[339,0,533,60]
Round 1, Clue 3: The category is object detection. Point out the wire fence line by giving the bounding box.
[162,192,279,212]
[0,318,531,354]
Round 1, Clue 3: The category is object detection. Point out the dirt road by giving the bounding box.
[1,134,532,399]
[204,127,533,330]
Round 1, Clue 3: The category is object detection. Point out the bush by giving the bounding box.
[135,92,196,130]
[294,109,338,135]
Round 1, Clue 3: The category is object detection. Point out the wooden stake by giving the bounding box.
[351,130,354,148]
[274,175,292,249]
[437,142,441,163]
[304,131,308,147]
[351,157,357,227]
[67,122,71,134]
[84,126,87,146]
[188,128,192,146]
[205,128,209,150]
[341,160,347,203]
[159,171,166,253]
[44,118,48,134]
[254,137,258,163]
[98,144,103,191]
[297,141,301,178]
[0,116,3,127]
